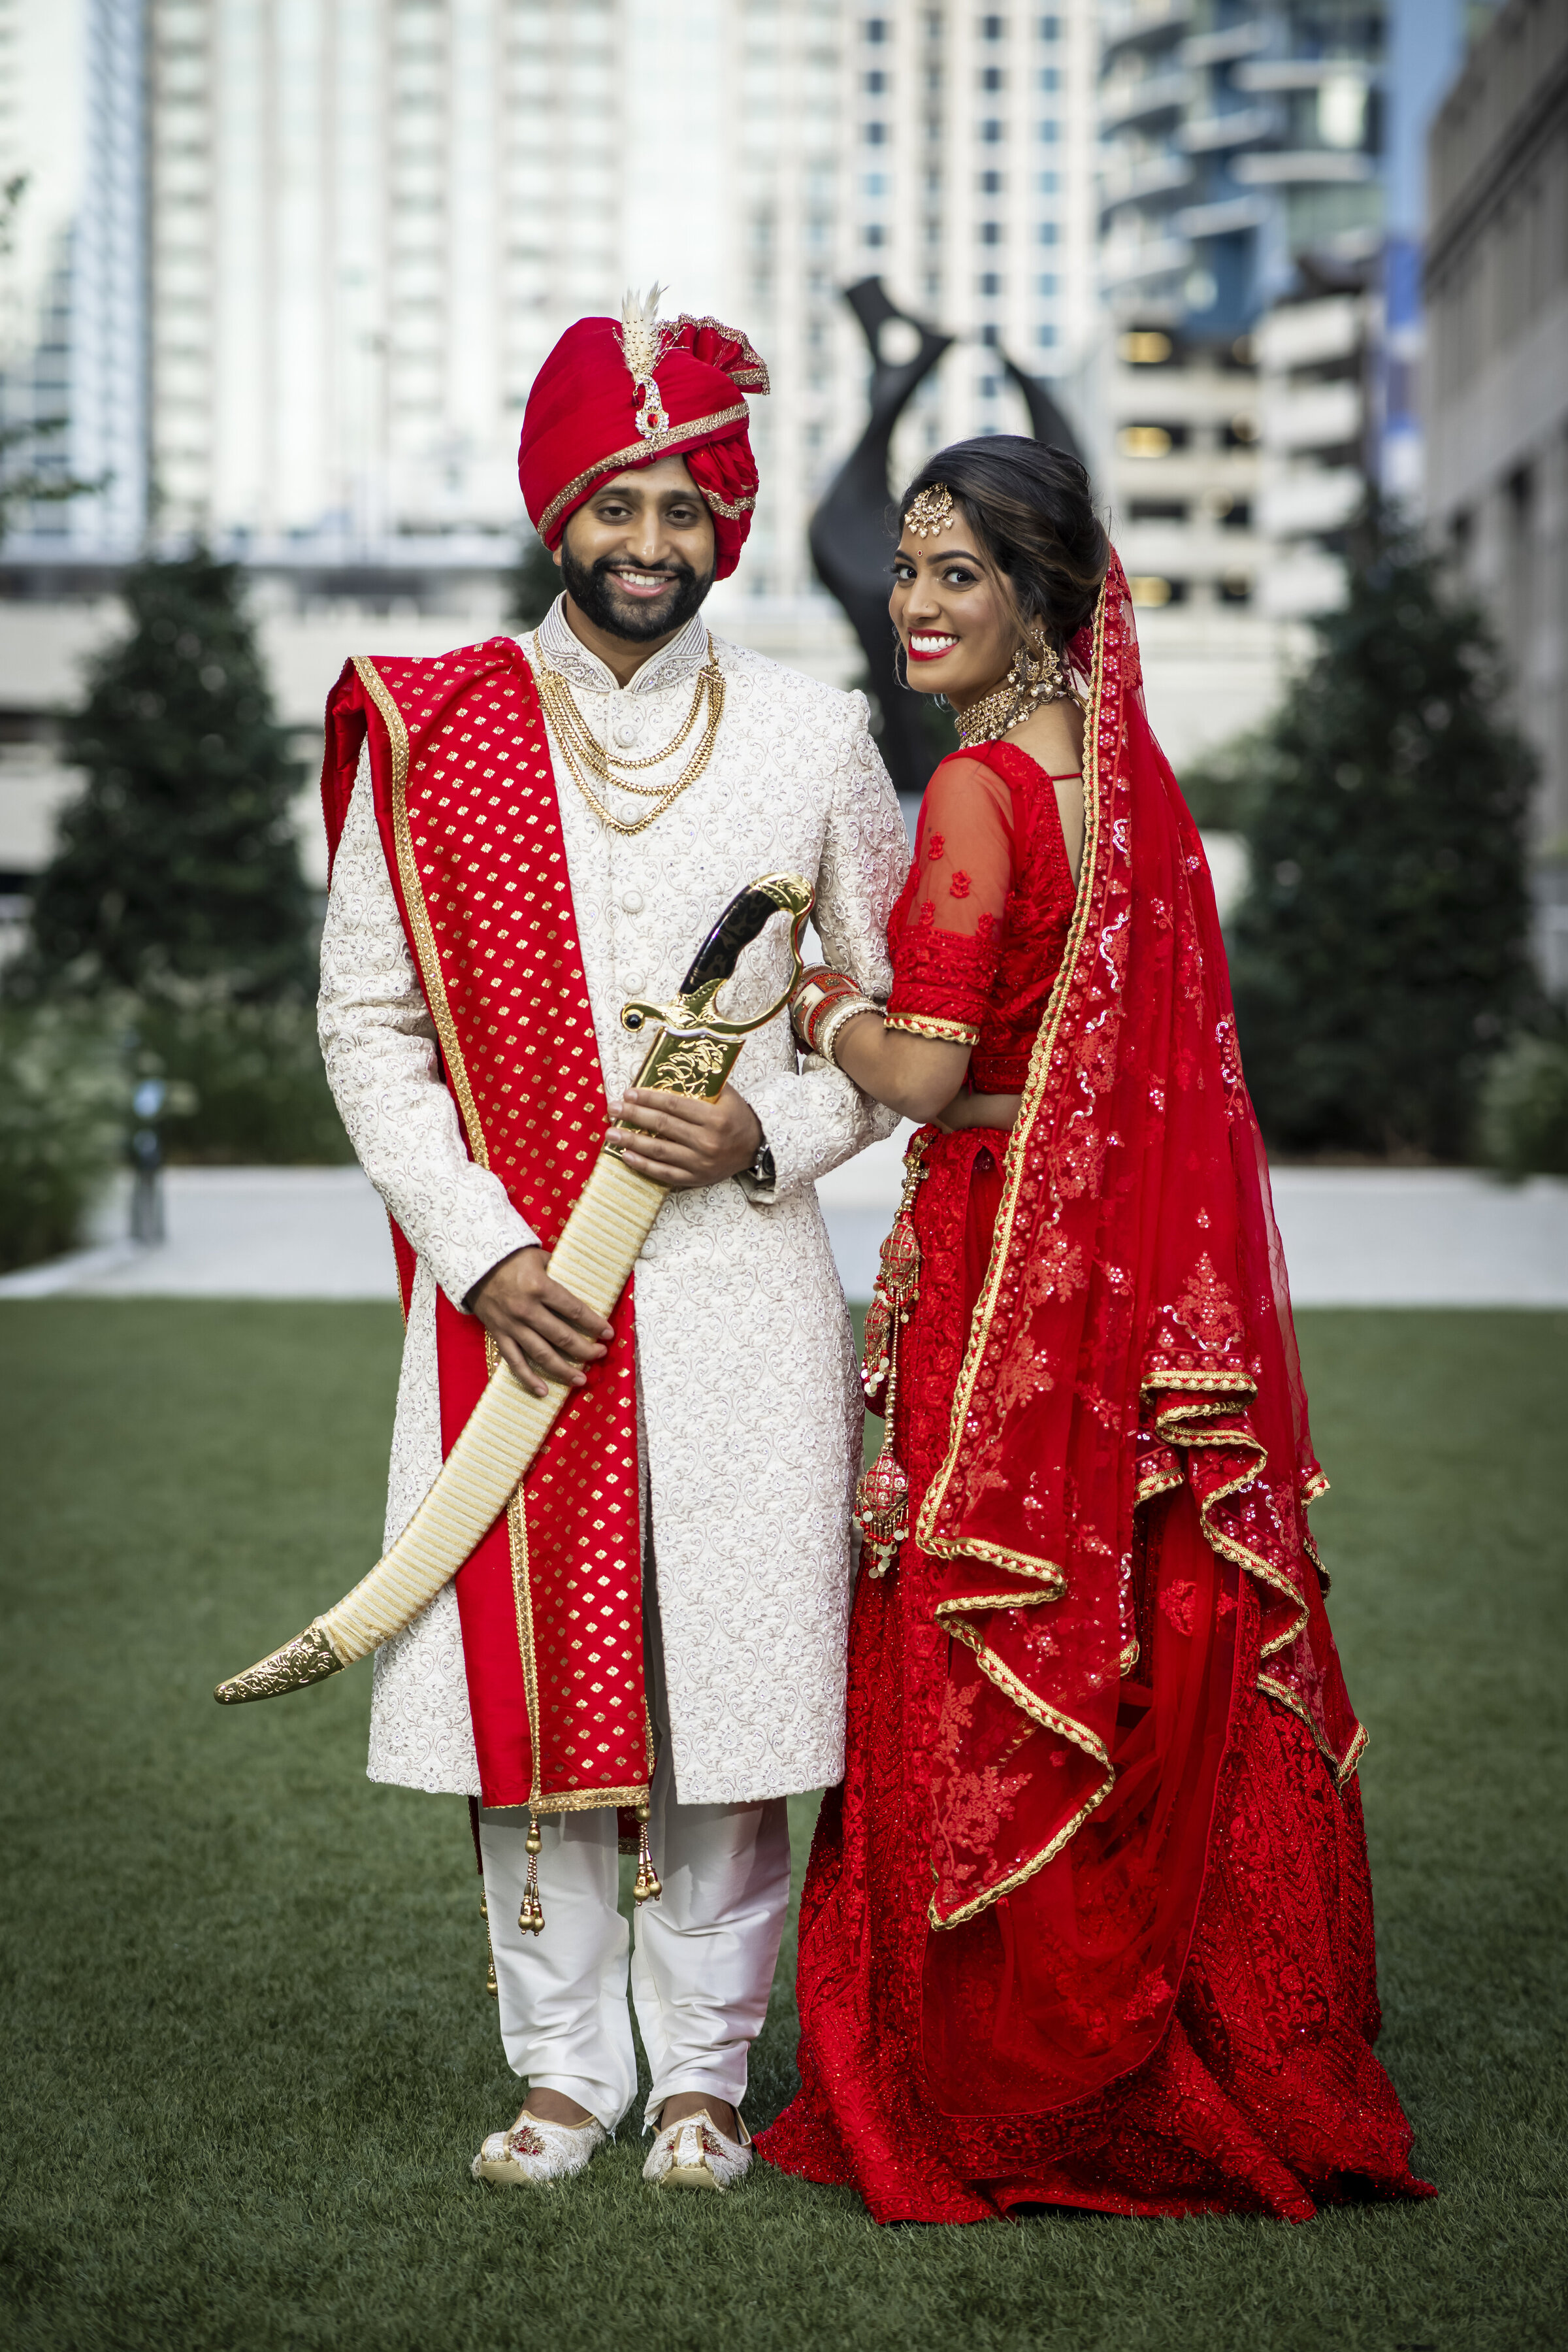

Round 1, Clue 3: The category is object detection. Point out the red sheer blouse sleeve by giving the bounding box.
[886,757,1015,1046]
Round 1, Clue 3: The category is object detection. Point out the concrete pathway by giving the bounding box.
[1,1147,1563,1307]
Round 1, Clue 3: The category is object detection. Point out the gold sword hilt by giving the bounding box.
[614,872,815,1114]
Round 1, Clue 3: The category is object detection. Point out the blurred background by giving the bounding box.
[0,0,1565,1275]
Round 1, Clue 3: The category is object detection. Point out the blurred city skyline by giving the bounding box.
[1,0,1563,978]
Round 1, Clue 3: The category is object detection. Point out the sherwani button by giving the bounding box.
[613,716,641,748]
[621,889,644,915]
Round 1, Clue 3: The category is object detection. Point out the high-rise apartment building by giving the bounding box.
[841,4,1100,490]
[1426,0,1568,984]
[1098,0,1390,625]
[0,0,147,557]
[136,0,1099,621]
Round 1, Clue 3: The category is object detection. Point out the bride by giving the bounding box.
[759,438,1431,2223]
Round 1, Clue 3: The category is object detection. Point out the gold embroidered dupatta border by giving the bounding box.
[907,574,1354,1934]
[351,654,649,1819]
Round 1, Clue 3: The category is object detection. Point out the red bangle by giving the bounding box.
[792,965,876,1059]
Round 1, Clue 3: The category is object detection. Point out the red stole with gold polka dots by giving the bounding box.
[321,638,649,1819]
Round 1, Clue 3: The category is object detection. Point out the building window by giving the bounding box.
[981,66,1004,91]
[1037,220,1058,244]
[1037,14,1060,36]
[1036,272,1057,295]
[981,118,1004,142]
[863,173,890,195]
[1037,67,1060,91]
[924,271,941,298]
[1037,120,1058,142]
[980,169,1003,193]
[981,14,1005,38]
[864,223,887,246]
[1037,323,1057,346]
[1037,169,1058,192]
[979,220,1002,244]
[863,68,888,92]
[864,16,889,41]
[1119,423,1183,457]
[979,271,1002,296]
[864,122,888,144]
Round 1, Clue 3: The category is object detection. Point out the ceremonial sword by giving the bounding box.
[214,872,815,1706]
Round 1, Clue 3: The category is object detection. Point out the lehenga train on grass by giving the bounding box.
[758,438,1433,2225]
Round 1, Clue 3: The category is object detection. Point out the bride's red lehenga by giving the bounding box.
[758,562,1431,2225]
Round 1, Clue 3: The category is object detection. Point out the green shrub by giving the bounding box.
[131,980,354,1167]
[1228,505,1533,1161]
[0,1002,130,1272]
[1477,1029,1568,1179]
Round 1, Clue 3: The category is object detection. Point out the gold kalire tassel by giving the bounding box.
[480,1886,498,1996]
[518,1812,546,1937]
[853,1142,929,1578]
[633,1797,662,1906]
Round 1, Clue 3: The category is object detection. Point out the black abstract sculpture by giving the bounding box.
[1000,350,1085,467]
[809,277,1085,799]
[808,280,951,800]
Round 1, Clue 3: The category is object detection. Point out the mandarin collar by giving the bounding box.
[529,593,711,697]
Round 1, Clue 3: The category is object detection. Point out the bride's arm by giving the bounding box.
[934,1089,1022,1133]
[828,1016,972,1123]
[817,754,1016,1121]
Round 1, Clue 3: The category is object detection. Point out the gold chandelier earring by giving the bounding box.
[1009,623,1064,706]
[954,623,1068,750]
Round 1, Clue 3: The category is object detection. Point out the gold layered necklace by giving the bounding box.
[532,631,726,836]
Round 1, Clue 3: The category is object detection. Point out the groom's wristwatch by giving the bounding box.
[740,1136,776,1192]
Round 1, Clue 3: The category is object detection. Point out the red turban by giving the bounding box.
[518,298,769,580]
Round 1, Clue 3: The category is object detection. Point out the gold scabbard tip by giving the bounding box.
[213,1620,346,1704]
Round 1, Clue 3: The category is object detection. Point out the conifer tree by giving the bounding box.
[1229,507,1533,1160]
[20,549,312,999]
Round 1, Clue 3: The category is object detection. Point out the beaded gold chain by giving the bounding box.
[532,633,726,836]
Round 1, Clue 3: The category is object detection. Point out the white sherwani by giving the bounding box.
[318,597,908,1810]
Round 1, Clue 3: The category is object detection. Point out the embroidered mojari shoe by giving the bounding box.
[471,2108,607,2187]
[642,2108,753,2193]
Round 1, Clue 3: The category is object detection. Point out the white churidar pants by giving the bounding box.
[478,1578,791,2134]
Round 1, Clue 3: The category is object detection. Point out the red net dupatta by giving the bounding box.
[915,557,1364,2116]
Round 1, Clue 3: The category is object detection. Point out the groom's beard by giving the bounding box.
[559,542,716,644]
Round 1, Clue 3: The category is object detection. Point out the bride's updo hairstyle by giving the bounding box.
[898,435,1109,652]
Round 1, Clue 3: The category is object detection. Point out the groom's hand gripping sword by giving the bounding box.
[214,873,815,1706]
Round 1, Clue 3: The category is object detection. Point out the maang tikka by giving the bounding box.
[904,484,955,538]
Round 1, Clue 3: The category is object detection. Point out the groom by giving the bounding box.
[316,297,907,2191]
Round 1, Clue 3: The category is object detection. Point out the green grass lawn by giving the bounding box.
[1,1303,1563,2352]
